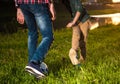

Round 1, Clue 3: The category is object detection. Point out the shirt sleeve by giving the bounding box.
[75,0,83,13]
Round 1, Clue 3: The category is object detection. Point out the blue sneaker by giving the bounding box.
[40,62,48,75]
[25,62,45,79]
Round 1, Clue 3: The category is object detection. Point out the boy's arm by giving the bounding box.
[17,8,25,24]
[49,1,56,21]
[14,0,24,24]
[66,11,80,28]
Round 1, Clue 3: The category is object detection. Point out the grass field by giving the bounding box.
[0,24,120,84]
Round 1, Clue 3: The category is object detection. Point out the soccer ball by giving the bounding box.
[40,62,48,75]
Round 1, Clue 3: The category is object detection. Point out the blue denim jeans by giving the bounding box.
[20,4,54,64]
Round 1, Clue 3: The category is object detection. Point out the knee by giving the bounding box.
[47,35,54,45]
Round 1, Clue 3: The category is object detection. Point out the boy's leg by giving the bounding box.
[69,25,80,65]
[21,4,53,79]
[20,5,38,62]
[79,19,91,61]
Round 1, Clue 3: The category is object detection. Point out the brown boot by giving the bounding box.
[69,48,80,65]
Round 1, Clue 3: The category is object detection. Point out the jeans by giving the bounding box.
[20,4,54,63]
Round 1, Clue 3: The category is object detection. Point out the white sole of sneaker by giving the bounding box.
[69,48,80,65]
[25,66,45,78]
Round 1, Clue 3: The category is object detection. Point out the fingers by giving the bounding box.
[17,8,25,24]
[17,17,24,24]
[66,23,72,28]
[66,22,75,28]
[17,15,24,24]
[51,16,56,21]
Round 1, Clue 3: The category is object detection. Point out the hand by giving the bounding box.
[51,14,56,21]
[49,3,56,21]
[17,8,24,24]
[66,22,75,28]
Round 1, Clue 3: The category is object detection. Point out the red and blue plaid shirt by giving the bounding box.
[15,0,51,7]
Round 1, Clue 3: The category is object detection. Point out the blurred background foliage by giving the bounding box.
[0,0,118,34]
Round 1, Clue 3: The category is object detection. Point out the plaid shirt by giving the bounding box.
[69,0,90,23]
[15,0,51,7]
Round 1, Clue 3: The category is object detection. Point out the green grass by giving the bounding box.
[0,25,120,84]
